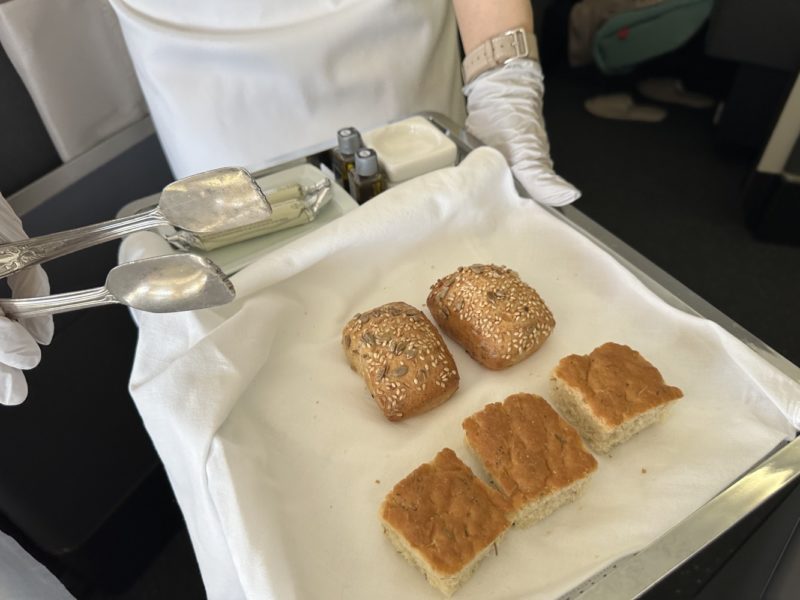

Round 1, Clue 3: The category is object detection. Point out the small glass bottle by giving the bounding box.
[348,148,386,204]
[331,127,362,186]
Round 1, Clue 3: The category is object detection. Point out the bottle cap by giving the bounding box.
[337,127,361,155]
[354,148,379,177]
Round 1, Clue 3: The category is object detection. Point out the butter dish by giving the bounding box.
[362,116,457,184]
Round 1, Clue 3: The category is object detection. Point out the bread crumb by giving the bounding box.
[375,479,381,484]
[641,468,647,474]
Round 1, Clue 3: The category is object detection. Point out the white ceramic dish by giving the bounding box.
[362,115,457,184]
[117,163,358,275]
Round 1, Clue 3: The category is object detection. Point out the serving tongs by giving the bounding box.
[0,167,274,279]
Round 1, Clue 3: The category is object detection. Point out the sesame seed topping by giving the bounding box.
[342,301,460,418]
[427,264,555,368]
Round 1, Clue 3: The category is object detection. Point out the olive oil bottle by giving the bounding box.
[331,127,362,186]
[348,148,385,204]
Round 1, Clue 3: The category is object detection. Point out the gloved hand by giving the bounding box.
[464,58,581,207]
[0,193,53,405]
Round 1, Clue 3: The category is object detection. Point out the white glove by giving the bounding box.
[0,193,53,406]
[464,59,581,207]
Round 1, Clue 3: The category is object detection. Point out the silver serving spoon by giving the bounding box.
[0,254,236,319]
[0,167,272,279]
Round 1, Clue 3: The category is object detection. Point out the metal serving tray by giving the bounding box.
[247,111,800,599]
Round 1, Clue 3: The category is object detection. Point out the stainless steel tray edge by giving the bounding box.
[560,439,800,599]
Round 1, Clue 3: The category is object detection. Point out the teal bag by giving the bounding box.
[592,0,714,74]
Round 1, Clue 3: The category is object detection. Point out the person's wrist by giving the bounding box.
[461,28,539,85]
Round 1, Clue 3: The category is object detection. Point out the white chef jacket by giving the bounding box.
[109,0,467,178]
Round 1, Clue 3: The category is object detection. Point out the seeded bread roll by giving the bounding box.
[342,302,459,421]
[427,264,555,370]
[380,448,512,597]
[550,342,684,454]
[463,393,597,527]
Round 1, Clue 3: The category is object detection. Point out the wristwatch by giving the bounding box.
[461,27,539,85]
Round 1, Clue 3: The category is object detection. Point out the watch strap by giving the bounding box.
[462,28,539,85]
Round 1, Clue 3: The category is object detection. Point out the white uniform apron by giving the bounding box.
[109,0,466,178]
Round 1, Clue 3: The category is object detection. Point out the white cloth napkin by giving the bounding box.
[122,147,799,600]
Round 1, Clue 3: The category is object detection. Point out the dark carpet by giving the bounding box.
[545,64,800,368]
